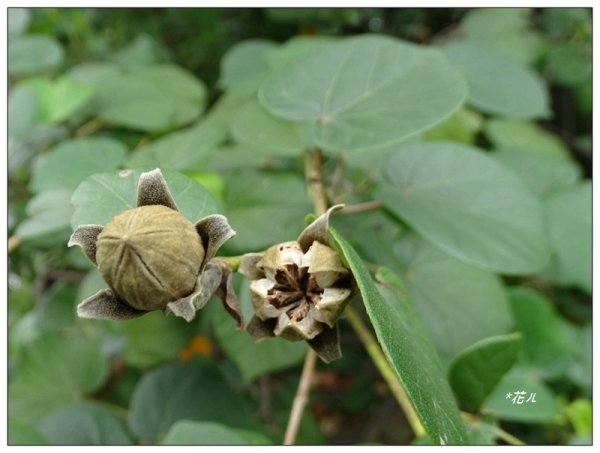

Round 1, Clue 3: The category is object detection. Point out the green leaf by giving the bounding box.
[212,279,307,382]
[8,8,31,36]
[38,402,133,445]
[264,36,335,69]
[565,399,592,437]
[448,333,521,412]
[162,420,272,445]
[128,359,251,443]
[30,137,127,193]
[444,41,549,119]
[398,236,513,363]
[546,42,591,87]
[109,34,166,68]
[127,119,227,171]
[9,331,109,424]
[16,189,73,239]
[482,366,562,423]
[21,76,95,124]
[507,287,573,378]
[542,182,592,293]
[460,8,543,64]
[260,35,467,153]
[69,63,206,132]
[484,118,570,158]
[329,229,468,445]
[70,169,218,228]
[219,39,278,95]
[376,142,550,274]
[492,148,580,197]
[8,35,64,76]
[8,85,39,140]
[422,107,483,145]
[35,282,78,333]
[231,100,305,157]
[111,311,196,368]
[223,170,311,253]
[8,419,48,446]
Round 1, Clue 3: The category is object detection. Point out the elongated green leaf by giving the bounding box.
[219,39,278,95]
[260,35,467,153]
[128,359,251,443]
[330,229,467,445]
[448,333,521,412]
[162,421,272,445]
[542,182,591,293]
[70,169,218,228]
[38,402,133,445]
[127,119,228,171]
[231,100,304,157]
[9,35,64,76]
[9,331,109,424]
[444,41,549,118]
[482,366,562,422]
[376,142,550,274]
[398,235,512,363]
[212,279,306,382]
[31,137,127,193]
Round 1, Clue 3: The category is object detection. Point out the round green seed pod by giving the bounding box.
[96,205,205,311]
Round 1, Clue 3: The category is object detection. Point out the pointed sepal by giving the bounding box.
[136,168,177,210]
[68,225,103,264]
[77,288,145,320]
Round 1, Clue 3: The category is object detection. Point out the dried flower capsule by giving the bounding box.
[239,205,352,363]
[69,168,241,324]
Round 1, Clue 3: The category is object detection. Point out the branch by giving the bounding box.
[283,148,330,445]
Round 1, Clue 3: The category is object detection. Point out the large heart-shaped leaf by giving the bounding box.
[376,142,551,274]
[330,229,467,445]
[259,35,467,153]
[219,39,278,95]
[397,235,513,363]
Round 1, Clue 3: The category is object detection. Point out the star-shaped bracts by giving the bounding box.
[239,205,352,363]
[68,168,241,325]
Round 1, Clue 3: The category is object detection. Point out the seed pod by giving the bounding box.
[96,205,205,311]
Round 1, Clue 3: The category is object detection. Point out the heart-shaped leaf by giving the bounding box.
[260,35,467,153]
[376,142,551,274]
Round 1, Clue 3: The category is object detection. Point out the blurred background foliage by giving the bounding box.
[7,7,591,446]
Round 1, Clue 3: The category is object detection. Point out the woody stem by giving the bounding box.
[283,148,329,445]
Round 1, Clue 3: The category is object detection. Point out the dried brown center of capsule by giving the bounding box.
[266,264,323,322]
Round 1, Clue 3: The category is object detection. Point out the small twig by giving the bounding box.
[74,117,104,137]
[340,200,383,215]
[345,306,426,438]
[461,411,525,445]
[283,349,318,445]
